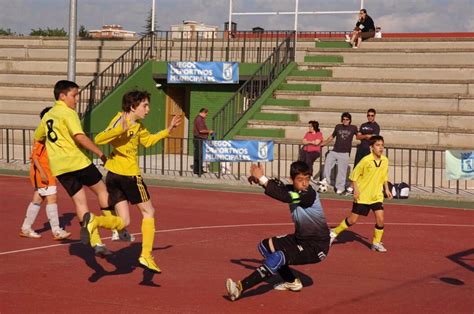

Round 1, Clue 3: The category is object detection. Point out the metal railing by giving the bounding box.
[77,32,155,118]
[211,32,296,139]
[154,30,295,63]
[1,129,472,196]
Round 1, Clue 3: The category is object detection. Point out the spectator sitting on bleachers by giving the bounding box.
[345,8,375,48]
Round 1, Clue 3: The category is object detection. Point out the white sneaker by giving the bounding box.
[346,186,354,193]
[344,34,351,42]
[319,178,328,185]
[111,230,120,241]
[329,229,337,246]
[274,278,303,291]
[53,228,72,240]
[226,278,242,301]
[19,229,41,239]
[372,242,387,253]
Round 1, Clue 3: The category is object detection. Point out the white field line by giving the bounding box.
[1,222,473,256]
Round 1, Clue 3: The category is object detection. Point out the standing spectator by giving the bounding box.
[345,9,375,48]
[320,112,358,195]
[354,108,380,168]
[192,108,214,175]
[20,107,71,240]
[299,120,323,177]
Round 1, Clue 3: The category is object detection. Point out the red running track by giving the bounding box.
[0,175,473,313]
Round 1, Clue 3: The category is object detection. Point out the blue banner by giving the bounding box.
[445,150,474,180]
[203,140,274,162]
[167,62,239,84]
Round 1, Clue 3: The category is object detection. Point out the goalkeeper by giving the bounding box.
[226,161,330,301]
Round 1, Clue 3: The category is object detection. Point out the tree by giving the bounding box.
[0,28,15,36]
[78,25,89,38]
[30,27,67,37]
[142,8,157,35]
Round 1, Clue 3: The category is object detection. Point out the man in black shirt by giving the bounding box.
[192,108,214,175]
[345,8,375,48]
[354,108,380,167]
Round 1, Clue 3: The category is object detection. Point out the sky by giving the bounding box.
[1,0,473,35]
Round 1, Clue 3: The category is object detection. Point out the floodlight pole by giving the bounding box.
[151,0,156,32]
[67,0,77,81]
[228,0,233,31]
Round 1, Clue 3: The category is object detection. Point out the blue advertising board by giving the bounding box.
[203,140,274,162]
[167,62,239,84]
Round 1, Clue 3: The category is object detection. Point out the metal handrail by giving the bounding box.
[211,31,296,139]
[77,32,155,118]
[1,128,472,196]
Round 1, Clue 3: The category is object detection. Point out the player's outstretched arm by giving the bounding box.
[74,133,106,163]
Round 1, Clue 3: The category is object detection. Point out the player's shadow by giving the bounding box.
[331,230,371,249]
[36,212,76,235]
[69,242,172,286]
[227,258,314,300]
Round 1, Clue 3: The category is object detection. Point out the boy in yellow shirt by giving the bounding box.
[95,90,181,273]
[330,135,393,252]
[34,80,125,256]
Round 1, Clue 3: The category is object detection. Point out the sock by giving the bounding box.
[373,225,384,244]
[334,217,351,235]
[78,220,103,247]
[241,266,271,291]
[22,202,41,230]
[278,265,297,283]
[90,228,103,247]
[45,203,60,233]
[94,215,125,230]
[140,218,155,257]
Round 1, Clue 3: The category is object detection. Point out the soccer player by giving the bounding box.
[225,161,330,301]
[20,107,71,240]
[94,90,181,273]
[34,80,125,256]
[330,135,393,252]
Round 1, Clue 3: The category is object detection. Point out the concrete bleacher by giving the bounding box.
[237,37,474,150]
[0,36,135,128]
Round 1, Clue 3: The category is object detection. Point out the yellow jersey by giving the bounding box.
[95,112,169,176]
[34,100,92,176]
[349,153,389,204]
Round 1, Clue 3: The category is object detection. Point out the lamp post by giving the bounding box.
[67,0,77,81]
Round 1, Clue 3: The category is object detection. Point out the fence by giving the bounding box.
[1,129,471,195]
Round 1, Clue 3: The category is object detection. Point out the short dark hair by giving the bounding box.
[54,80,79,100]
[290,160,311,180]
[40,107,52,119]
[341,112,352,122]
[367,108,376,115]
[308,120,320,132]
[122,90,151,112]
[369,135,384,146]
[360,8,367,14]
[199,108,209,113]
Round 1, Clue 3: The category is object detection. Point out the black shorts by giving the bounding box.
[56,163,103,197]
[352,202,384,216]
[271,234,328,266]
[106,171,150,206]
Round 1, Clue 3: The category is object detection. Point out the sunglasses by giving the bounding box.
[367,114,375,117]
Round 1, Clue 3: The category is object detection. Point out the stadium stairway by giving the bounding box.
[235,37,474,150]
[0,36,135,128]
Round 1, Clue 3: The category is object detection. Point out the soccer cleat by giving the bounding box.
[273,278,303,291]
[139,255,162,273]
[111,230,120,241]
[111,229,134,241]
[19,229,41,239]
[94,244,113,258]
[80,212,97,245]
[53,228,72,240]
[345,34,351,42]
[329,229,337,246]
[372,242,387,253]
[226,278,242,301]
